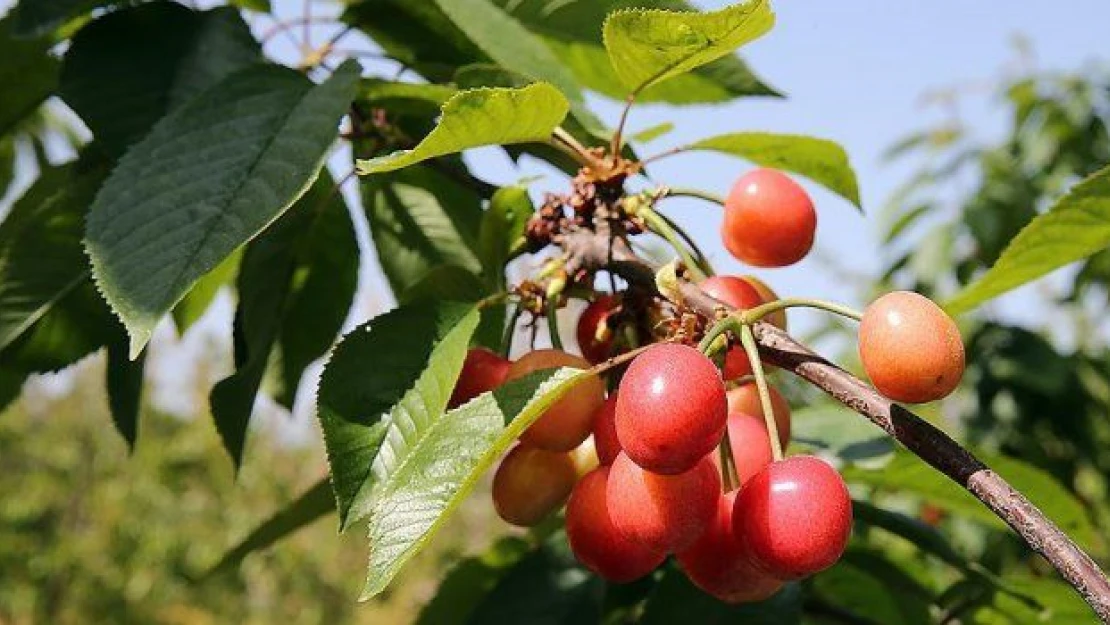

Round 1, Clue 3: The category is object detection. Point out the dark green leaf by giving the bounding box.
[946,164,1110,315]
[317,301,480,529]
[355,84,570,175]
[230,0,271,11]
[478,185,533,289]
[204,478,334,577]
[0,367,27,413]
[8,0,103,37]
[399,265,489,306]
[361,366,592,598]
[86,61,361,358]
[813,555,931,625]
[360,164,483,296]
[641,565,802,624]
[685,132,862,208]
[789,406,893,467]
[416,536,534,625]
[106,337,144,448]
[603,0,774,95]
[59,3,261,157]
[0,17,60,136]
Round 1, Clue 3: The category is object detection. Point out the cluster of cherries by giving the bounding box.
[446,168,965,603]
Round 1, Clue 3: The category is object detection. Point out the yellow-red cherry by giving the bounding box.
[726,383,791,449]
[591,394,621,465]
[449,347,511,409]
[576,294,620,364]
[492,444,577,527]
[506,349,605,451]
[721,168,816,268]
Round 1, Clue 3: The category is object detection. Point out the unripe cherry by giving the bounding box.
[576,294,620,364]
[721,168,816,267]
[734,455,852,580]
[858,291,965,403]
[678,490,784,603]
[741,275,788,331]
[566,467,666,582]
[506,349,606,451]
[615,343,727,474]
[607,452,720,553]
[591,394,621,465]
[724,413,773,487]
[492,444,578,527]
[449,347,511,408]
[726,383,791,448]
[700,276,764,379]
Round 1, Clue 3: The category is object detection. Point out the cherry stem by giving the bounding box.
[662,186,725,206]
[647,209,715,277]
[545,296,564,350]
[718,426,740,492]
[739,297,863,325]
[739,323,783,462]
[639,145,689,166]
[640,207,709,279]
[551,127,606,170]
[611,93,637,158]
[501,305,522,358]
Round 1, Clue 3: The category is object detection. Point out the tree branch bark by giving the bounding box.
[560,229,1110,622]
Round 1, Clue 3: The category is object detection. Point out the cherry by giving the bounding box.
[723,412,773,487]
[733,455,852,580]
[858,291,965,403]
[492,444,578,527]
[607,452,720,553]
[577,294,620,364]
[591,394,621,465]
[615,343,727,474]
[700,276,764,379]
[678,490,784,603]
[506,349,606,451]
[566,466,666,582]
[741,274,788,331]
[448,347,511,409]
[721,168,816,267]
[726,383,791,448]
[569,435,600,478]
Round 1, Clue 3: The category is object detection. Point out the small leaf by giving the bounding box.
[415,536,534,625]
[317,301,481,529]
[945,165,1110,315]
[171,249,241,336]
[603,0,774,95]
[631,122,676,144]
[204,478,333,577]
[685,132,862,208]
[105,336,144,448]
[356,84,569,175]
[478,185,533,289]
[361,366,593,598]
[59,3,261,157]
[360,164,483,296]
[641,565,802,624]
[86,61,361,359]
[0,17,60,136]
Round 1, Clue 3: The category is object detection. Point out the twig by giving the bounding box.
[558,227,1110,623]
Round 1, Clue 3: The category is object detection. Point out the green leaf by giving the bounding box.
[813,553,931,625]
[790,406,893,467]
[204,478,334,578]
[8,0,103,37]
[59,4,261,157]
[641,566,802,624]
[105,337,144,448]
[360,164,483,296]
[416,536,534,625]
[432,0,604,135]
[356,84,569,175]
[478,185,533,289]
[0,158,109,351]
[316,301,481,529]
[852,500,966,569]
[399,265,489,306]
[361,366,593,598]
[359,77,457,115]
[844,450,1098,547]
[230,0,271,11]
[0,367,27,413]
[0,281,117,374]
[685,132,862,209]
[603,0,774,95]
[974,575,1091,624]
[631,122,676,144]
[171,249,241,336]
[945,165,1110,315]
[86,61,361,359]
[0,17,60,136]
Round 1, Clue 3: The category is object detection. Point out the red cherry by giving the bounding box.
[615,343,727,474]
[858,291,965,403]
[492,444,577,527]
[506,349,606,451]
[721,168,816,267]
[449,347,511,408]
[678,490,784,603]
[577,294,620,364]
[724,413,773,487]
[700,276,764,379]
[607,452,720,553]
[733,456,852,579]
[726,383,791,449]
[566,466,666,582]
[591,394,621,465]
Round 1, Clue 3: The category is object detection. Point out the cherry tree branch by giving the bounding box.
[559,228,1110,622]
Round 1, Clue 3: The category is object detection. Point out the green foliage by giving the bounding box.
[415,535,534,625]
[946,164,1110,314]
[7,0,104,37]
[0,17,60,136]
[479,185,533,289]
[355,84,570,174]
[603,0,773,95]
[685,132,862,208]
[640,567,802,624]
[172,249,241,335]
[105,337,145,447]
[86,61,360,358]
